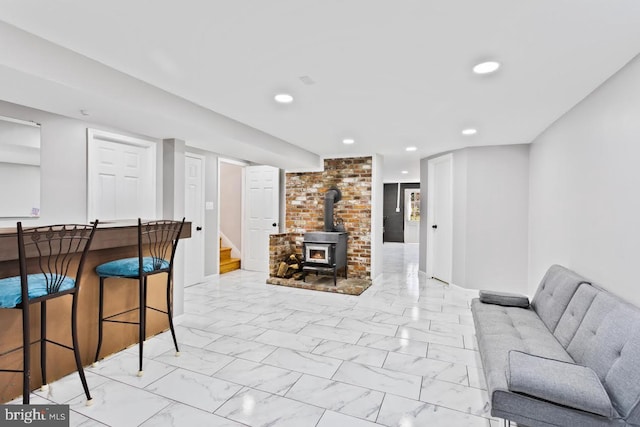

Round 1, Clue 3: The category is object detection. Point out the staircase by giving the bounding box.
[220,238,241,274]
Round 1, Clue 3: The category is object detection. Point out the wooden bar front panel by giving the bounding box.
[0,222,190,402]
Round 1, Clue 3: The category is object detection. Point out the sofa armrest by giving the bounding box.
[506,350,615,418]
[479,290,529,308]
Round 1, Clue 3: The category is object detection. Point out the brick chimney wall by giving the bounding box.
[285,156,372,279]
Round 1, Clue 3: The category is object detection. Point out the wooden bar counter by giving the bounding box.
[0,220,191,402]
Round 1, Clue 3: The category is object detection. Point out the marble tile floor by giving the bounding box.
[9,243,504,427]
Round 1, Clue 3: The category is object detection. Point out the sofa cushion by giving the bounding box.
[493,390,624,427]
[472,299,573,400]
[566,292,619,365]
[567,295,640,420]
[506,350,615,418]
[531,264,588,333]
[554,284,599,348]
[479,290,529,308]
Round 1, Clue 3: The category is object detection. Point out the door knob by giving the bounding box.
[196,226,202,231]
[272,223,278,227]
[432,224,438,229]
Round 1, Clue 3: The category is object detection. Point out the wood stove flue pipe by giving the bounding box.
[324,186,342,232]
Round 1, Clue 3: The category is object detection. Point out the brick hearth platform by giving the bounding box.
[266,275,372,296]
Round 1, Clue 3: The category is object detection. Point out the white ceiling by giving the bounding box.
[1,0,639,182]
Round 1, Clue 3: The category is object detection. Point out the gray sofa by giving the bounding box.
[471,265,640,426]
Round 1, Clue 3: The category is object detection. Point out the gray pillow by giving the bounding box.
[479,290,529,308]
[506,350,615,418]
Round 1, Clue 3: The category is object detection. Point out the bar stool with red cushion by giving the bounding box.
[93,218,184,376]
[0,221,98,405]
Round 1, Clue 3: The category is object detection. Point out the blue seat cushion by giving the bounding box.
[96,257,170,278]
[0,274,75,308]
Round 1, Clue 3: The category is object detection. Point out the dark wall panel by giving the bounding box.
[383,183,419,242]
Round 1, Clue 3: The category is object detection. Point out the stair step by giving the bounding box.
[220,246,232,261]
[220,258,241,274]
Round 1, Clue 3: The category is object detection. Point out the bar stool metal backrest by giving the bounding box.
[0,221,99,405]
[94,218,185,376]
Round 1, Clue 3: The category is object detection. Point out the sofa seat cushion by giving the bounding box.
[479,290,529,308]
[507,351,615,418]
[492,390,625,427]
[472,299,573,403]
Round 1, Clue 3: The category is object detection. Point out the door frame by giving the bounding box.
[185,152,206,285]
[217,157,248,273]
[426,153,453,281]
[404,187,420,244]
[86,128,157,222]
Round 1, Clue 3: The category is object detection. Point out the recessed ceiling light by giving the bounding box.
[342,138,355,145]
[473,61,500,74]
[401,170,409,174]
[274,93,294,103]
[462,128,477,135]
[405,146,417,152]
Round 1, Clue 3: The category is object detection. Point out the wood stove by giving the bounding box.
[301,186,348,285]
[302,231,348,285]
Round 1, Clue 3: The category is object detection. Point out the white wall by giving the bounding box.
[464,145,529,292]
[419,157,429,272]
[0,100,163,227]
[371,154,384,280]
[162,139,186,315]
[529,53,640,306]
[204,153,219,276]
[451,150,468,286]
[420,145,529,293]
[219,161,243,252]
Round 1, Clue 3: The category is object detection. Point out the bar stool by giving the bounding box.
[0,221,98,405]
[93,218,185,376]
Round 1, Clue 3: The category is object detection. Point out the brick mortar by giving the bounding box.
[283,156,372,279]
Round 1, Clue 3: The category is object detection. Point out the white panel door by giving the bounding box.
[87,130,156,221]
[184,154,205,285]
[427,154,453,283]
[243,165,280,272]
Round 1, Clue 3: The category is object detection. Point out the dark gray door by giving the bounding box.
[383,183,419,242]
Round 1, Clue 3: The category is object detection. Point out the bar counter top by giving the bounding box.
[0,220,191,262]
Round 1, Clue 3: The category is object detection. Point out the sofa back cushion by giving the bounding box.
[531,265,588,332]
[554,284,599,348]
[566,292,618,362]
[567,291,640,419]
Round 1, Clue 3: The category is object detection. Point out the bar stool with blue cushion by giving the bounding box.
[94,218,185,376]
[0,221,98,405]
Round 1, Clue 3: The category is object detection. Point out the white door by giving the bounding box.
[87,129,156,221]
[427,154,453,283]
[243,165,280,272]
[184,154,205,285]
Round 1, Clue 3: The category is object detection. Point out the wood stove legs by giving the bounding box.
[302,265,347,286]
